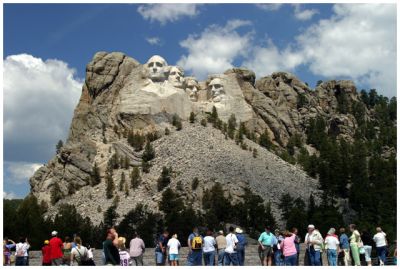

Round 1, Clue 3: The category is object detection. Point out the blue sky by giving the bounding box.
[3,3,397,199]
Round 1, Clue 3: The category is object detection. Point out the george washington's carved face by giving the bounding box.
[146,55,167,82]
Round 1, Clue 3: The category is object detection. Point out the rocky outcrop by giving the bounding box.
[30,51,371,225]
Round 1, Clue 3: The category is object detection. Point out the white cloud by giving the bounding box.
[3,191,18,200]
[293,4,319,21]
[146,37,162,46]
[295,4,396,96]
[255,4,283,11]
[4,54,83,162]
[4,161,43,185]
[244,4,396,96]
[177,19,253,79]
[137,4,199,25]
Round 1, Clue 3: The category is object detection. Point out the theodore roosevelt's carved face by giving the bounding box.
[185,78,199,101]
[146,55,167,82]
[168,66,184,88]
[209,78,225,102]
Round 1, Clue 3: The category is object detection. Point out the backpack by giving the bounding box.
[191,235,202,250]
[16,244,25,257]
[74,247,88,266]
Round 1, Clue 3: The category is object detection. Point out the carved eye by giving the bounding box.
[213,84,222,89]
[156,62,163,67]
[177,72,183,77]
[148,62,154,67]
[170,71,176,76]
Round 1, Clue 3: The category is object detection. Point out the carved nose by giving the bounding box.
[176,76,180,81]
[153,68,157,73]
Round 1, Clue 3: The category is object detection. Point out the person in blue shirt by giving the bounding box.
[258,226,276,266]
[235,227,247,266]
[187,227,203,266]
[155,230,169,266]
[339,227,350,266]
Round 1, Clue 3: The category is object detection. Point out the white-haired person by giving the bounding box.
[373,227,388,265]
[305,224,323,266]
[325,228,340,266]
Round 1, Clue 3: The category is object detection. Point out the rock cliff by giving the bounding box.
[30,51,371,225]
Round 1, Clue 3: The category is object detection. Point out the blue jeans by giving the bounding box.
[377,246,387,265]
[187,250,202,266]
[237,248,245,266]
[15,256,28,266]
[274,250,284,265]
[308,247,321,266]
[285,254,297,266]
[327,249,337,266]
[295,244,300,265]
[203,250,215,266]
[217,249,225,266]
[224,252,239,266]
[155,251,165,265]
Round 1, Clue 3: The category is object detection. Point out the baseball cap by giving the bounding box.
[51,231,58,236]
[44,240,49,245]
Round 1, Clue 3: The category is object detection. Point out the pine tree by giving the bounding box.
[56,140,64,154]
[157,166,172,191]
[130,167,141,189]
[165,127,170,135]
[50,183,62,205]
[103,204,119,227]
[128,132,145,151]
[189,112,196,123]
[124,183,130,197]
[227,114,237,139]
[208,106,219,125]
[259,130,272,149]
[142,160,151,173]
[142,141,155,162]
[172,114,182,130]
[191,177,199,190]
[106,173,115,199]
[119,172,126,192]
[91,162,101,186]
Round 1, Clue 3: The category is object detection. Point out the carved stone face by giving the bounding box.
[168,66,184,88]
[146,55,167,82]
[185,78,199,101]
[209,78,225,102]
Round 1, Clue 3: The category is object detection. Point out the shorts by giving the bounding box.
[169,254,179,261]
[155,252,165,264]
[262,246,273,257]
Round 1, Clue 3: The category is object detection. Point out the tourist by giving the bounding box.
[224,226,239,266]
[292,228,301,265]
[187,227,203,266]
[305,224,323,266]
[41,240,51,266]
[103,228,120,265]
[70,236,89,266]
[117,237,130,266]
[258,226,275,266]
[167,234,181,266]
[373,227,388,265]
[349,224,361,266]
[325,228,339,266]
[236,227,247,266]
[129,231,146,266]
[280,230,297,266]
[339,227,350,266]
[3,237,16,266]
[155,230,169,266]
[63,236,72,265]
[361,230,374,266]
[203,229,217,266]
[273,229,284,266]
[86,245,96,265]
[215,230,226,266]
[15,237,30,266]
[49,231,63,266]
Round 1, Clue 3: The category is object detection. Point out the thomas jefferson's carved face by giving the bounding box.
[168,66,184,88]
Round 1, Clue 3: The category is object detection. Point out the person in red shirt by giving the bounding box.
[49,231,63,265]
[42,240,52,266]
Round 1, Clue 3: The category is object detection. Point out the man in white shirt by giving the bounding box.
[202,229,217,265]
[15,237,30,266]
[373,227,388,265]
[167,234,181,266]
[225,226,239,266]
[325,228,340,266]
[305,225,323,266]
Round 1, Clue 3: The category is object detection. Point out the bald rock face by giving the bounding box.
[168,66,184,88]
[209,78,225,102]
[146,55,168,82]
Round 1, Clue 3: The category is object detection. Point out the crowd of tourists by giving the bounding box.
[3,224,397,266]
